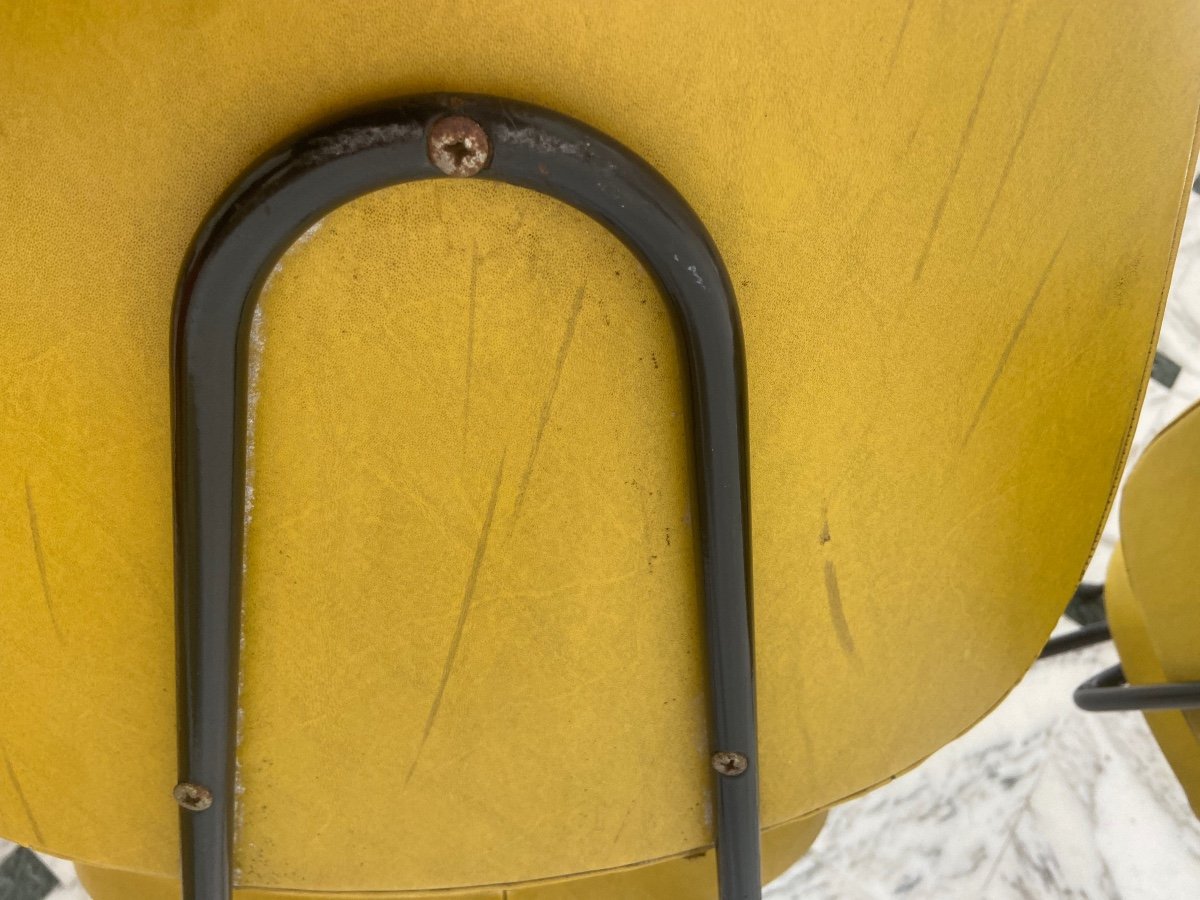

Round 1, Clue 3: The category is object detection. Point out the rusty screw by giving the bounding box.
[173,782,214,812]
[711,751,749,777]
[427,115,491,177]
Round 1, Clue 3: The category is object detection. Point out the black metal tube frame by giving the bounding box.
[171,94,761,899]
[1075,664,1200,712]
[1038,621,1112,659]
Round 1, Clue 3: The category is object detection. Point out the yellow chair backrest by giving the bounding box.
[2,1,1199,896]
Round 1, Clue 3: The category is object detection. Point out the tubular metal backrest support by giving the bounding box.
[171,94,761,900]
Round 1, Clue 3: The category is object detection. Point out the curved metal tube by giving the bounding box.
[1075,664,1200,712]
[172,94,759,899]
[1038,621,1112,659]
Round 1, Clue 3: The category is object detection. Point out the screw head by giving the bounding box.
[173,782,214,812]
[427,115,491,177]
[711,751,750,777]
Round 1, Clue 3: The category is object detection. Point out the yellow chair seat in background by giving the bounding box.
[1106,401,1200,816]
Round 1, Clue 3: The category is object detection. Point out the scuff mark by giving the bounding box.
[24,477,63,643]
[794,681,817,764]
[1105,413,1135,502]
[911,1,1014,282]
[974,11,1071,250]
[819,505,832,545]
[824,560,856,655]
[403,454,507,788]
[884,0,916,85]
[3,750,45,845]
[463,240,481,434]
[512,285,587,518]
[612,799,638,846]
[962,233,1067,447]
[637,484,656,573]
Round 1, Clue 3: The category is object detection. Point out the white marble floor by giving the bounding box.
[764,631,1200,899]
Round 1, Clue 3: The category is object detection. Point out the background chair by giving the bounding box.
[1082,401,1200,817]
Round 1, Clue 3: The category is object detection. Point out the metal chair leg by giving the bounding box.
[1075,665,1200,712]
[1039,621,1112,659]
[171,94,761,900]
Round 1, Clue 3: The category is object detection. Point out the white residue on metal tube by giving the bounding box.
[257,220,323,304]
[294,219,324,250]
[232,302,265,859]
[243,304,266,537]
[233,218,323,858]
[305,122,422,165]
[243,219,321,539]
[494,124,589,157]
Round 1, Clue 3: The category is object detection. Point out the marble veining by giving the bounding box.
[9,121,1200,900]
[766,637,1200,899]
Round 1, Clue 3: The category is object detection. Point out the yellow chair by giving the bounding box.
[3,2,1199,897]
[1079,401,1200,816]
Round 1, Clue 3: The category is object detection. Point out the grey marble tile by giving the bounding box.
[0,846,58,900]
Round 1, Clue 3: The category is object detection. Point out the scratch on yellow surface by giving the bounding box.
[404,453,508,789]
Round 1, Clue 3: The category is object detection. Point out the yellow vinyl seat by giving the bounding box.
[3,1,1200,897]
[1104,401,1200,817]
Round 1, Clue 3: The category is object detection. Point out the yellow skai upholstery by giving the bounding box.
[75,813,826,899]
[2,0,1199,895]
[1106,401,1200,816]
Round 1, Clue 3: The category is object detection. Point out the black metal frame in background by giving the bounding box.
[1038,583,1200,713]
[171,94,762,899]
[1076,664,1200,712]
[1038,620,1112,659]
